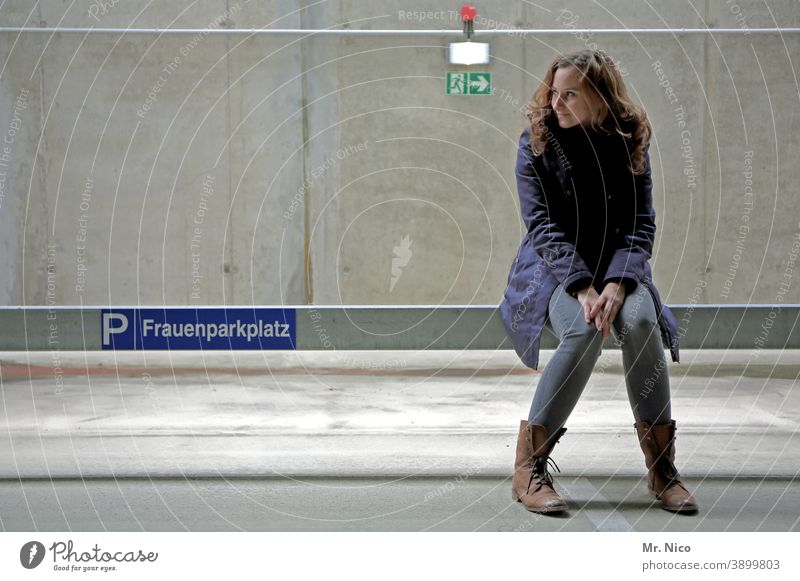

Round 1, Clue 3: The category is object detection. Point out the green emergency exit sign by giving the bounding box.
[446,72,491,95]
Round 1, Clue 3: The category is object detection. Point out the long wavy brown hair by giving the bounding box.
[526,49,651,174]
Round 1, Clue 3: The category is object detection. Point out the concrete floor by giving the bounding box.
[1,476,796,532]
[1,349,798,531]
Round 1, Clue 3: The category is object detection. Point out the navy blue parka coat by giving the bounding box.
[499,120,680,370]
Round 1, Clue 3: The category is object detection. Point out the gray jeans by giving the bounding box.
[528,281,672,438]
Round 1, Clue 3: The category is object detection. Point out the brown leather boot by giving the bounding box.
[634,420,698,513]
[511,420,568,513]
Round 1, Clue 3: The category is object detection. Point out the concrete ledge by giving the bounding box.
[1,350,797,481]
[3,348,799,373]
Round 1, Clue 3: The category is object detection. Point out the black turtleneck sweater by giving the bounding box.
[551,123,631,288]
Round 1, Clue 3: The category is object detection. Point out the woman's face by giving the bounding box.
[550,65,604,129]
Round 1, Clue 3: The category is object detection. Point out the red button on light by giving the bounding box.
[461,5,477,22]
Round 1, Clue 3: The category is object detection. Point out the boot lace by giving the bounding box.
[654,454,678,481]
[526,456,560,493]
[653,448,687,492]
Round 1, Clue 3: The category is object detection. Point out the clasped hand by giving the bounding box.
[575,281,626,339]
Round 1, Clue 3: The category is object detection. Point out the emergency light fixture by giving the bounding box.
[447,5,490,65]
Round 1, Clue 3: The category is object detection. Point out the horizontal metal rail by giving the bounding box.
[0,305,797,351]
[0,27,798,36]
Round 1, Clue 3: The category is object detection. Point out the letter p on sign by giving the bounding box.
[103,312,129,346]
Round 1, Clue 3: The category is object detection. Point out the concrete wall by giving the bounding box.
[1,0,798,308]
